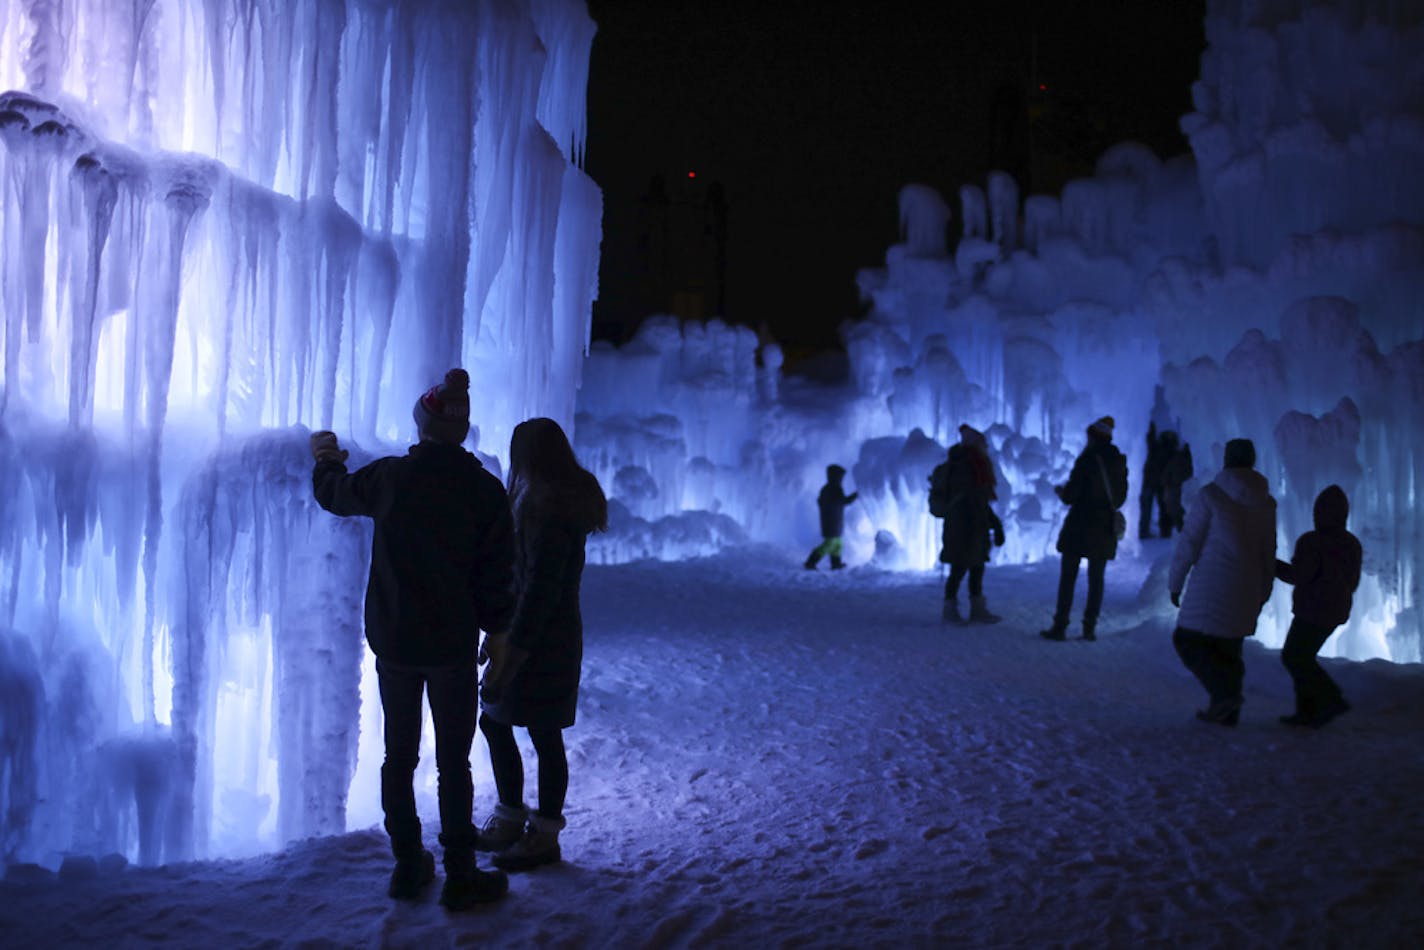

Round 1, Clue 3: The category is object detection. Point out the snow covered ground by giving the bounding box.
[4,547,1423,948]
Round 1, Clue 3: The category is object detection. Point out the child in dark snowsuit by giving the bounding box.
[805,464,858,570]
[1275,484,1362,728]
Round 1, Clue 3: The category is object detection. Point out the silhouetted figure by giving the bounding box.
[1139,422,1171,539]
[930,425,1006,624]
[311,368,513,909]
[1040,416,1128,642]
[1275,484,1362,728]
[478,418,608,871]
[1158,431,1194,538]
[1167,439,1277,727]
[805,464,859,570]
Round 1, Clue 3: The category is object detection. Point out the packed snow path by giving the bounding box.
[5,550,1423,947]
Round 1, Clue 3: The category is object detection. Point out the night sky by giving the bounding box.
[584,0,1206,358]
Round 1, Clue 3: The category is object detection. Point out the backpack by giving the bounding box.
[928,463,952,518]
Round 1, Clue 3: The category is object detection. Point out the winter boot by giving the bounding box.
[493,812,565,872]
[804,552,820,570]
[1194,695,1242,727]
[1080,618,1097,642]
[439,865,509,910]
[968,596,1001,624]
[1039,619,1068,641]
[439,828,507,909]
[941,599,963,624]
[475,803,527,853]
[387,849,436,900]
[830,555,846,570]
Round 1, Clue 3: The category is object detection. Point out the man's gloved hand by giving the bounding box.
[310,430,348,464]
[992,525,1006,547]
[1170,590,1181,608]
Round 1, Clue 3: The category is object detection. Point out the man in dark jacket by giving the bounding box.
[1040,416,1128,642]
[804,464,858,570]
[1275,484,1362,727]
[311,368,514,910]
[1139,422,1170,540]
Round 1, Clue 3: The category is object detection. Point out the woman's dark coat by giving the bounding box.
[1057,439,1129,561]
[937,445,1002,566]
[482,476,602,730]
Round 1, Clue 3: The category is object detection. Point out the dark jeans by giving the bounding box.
[944,563,984,601]
[1053,556,1106,627]
[480,714,569,819]
[1139,488,1161,536]
[376,658,478,867]
[1172,627,1244,704]
[1280,618,1344,715]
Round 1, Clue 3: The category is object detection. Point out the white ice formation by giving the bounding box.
[0,0,598,867]
[577,1,1424,669]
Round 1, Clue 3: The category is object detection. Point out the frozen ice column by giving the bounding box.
[0,0,600,864]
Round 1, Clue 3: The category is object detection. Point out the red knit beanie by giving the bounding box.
[413,368,470,443]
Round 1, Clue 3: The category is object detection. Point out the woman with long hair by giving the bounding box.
[477,417,607,870]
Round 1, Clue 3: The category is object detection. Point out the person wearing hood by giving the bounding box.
[477,417,608,871]
[1167,438,1278,726]
[930,424,1006,624]
[310,368,514,910]
[1274,484,1362,727]
[1040,416,1129,642]
[804,464,859,570]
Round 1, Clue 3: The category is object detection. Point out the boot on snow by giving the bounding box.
[829,555,846,570]
[1039,618,1068,641]
[493,812,565,872]
[475,803,527,852]
[804,552,821,570]
[941,599,963,624]
[387,849,435,900]
[968,596,1001,624]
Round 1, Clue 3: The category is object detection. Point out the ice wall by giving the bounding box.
[576,0,1422,663]
[0,0,599,867]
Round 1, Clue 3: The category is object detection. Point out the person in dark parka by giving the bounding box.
[311,368,514,910]
[933,424,1006,624]
[477,417,607,871]
[1139,422,1171,540]
[804,464,859,570]
[1158,431,1194,538]
[1275,484,1362,727]
[1040,416,1128,642]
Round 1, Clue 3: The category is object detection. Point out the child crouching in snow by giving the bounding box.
[1275,484,1362,728]
[804,464,858,570]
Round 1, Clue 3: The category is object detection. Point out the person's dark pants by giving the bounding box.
[480,714,569,820]
[1280,618,1344,715]
[377,658,478,872]
[1172,627,1244,704]
[944,563,984,601]
[1139,488,1162,538]
[1053,556,1106,628]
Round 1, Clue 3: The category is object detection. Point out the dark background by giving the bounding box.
[584,0,1206,360]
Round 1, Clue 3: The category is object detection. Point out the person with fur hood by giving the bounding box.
[1167,438,1278,726]
[1274,484,1362,728]
[310,368,514,910]
[930,424,1006,624]
[1040,416,1129,642]
[477,418,608,871]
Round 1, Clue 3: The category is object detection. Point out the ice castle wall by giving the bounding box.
[0,0,598,866]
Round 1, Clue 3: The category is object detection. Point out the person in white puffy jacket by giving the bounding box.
[1167,438,1277,726]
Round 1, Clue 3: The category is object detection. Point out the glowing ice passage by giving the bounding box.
[0,0,599,866]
